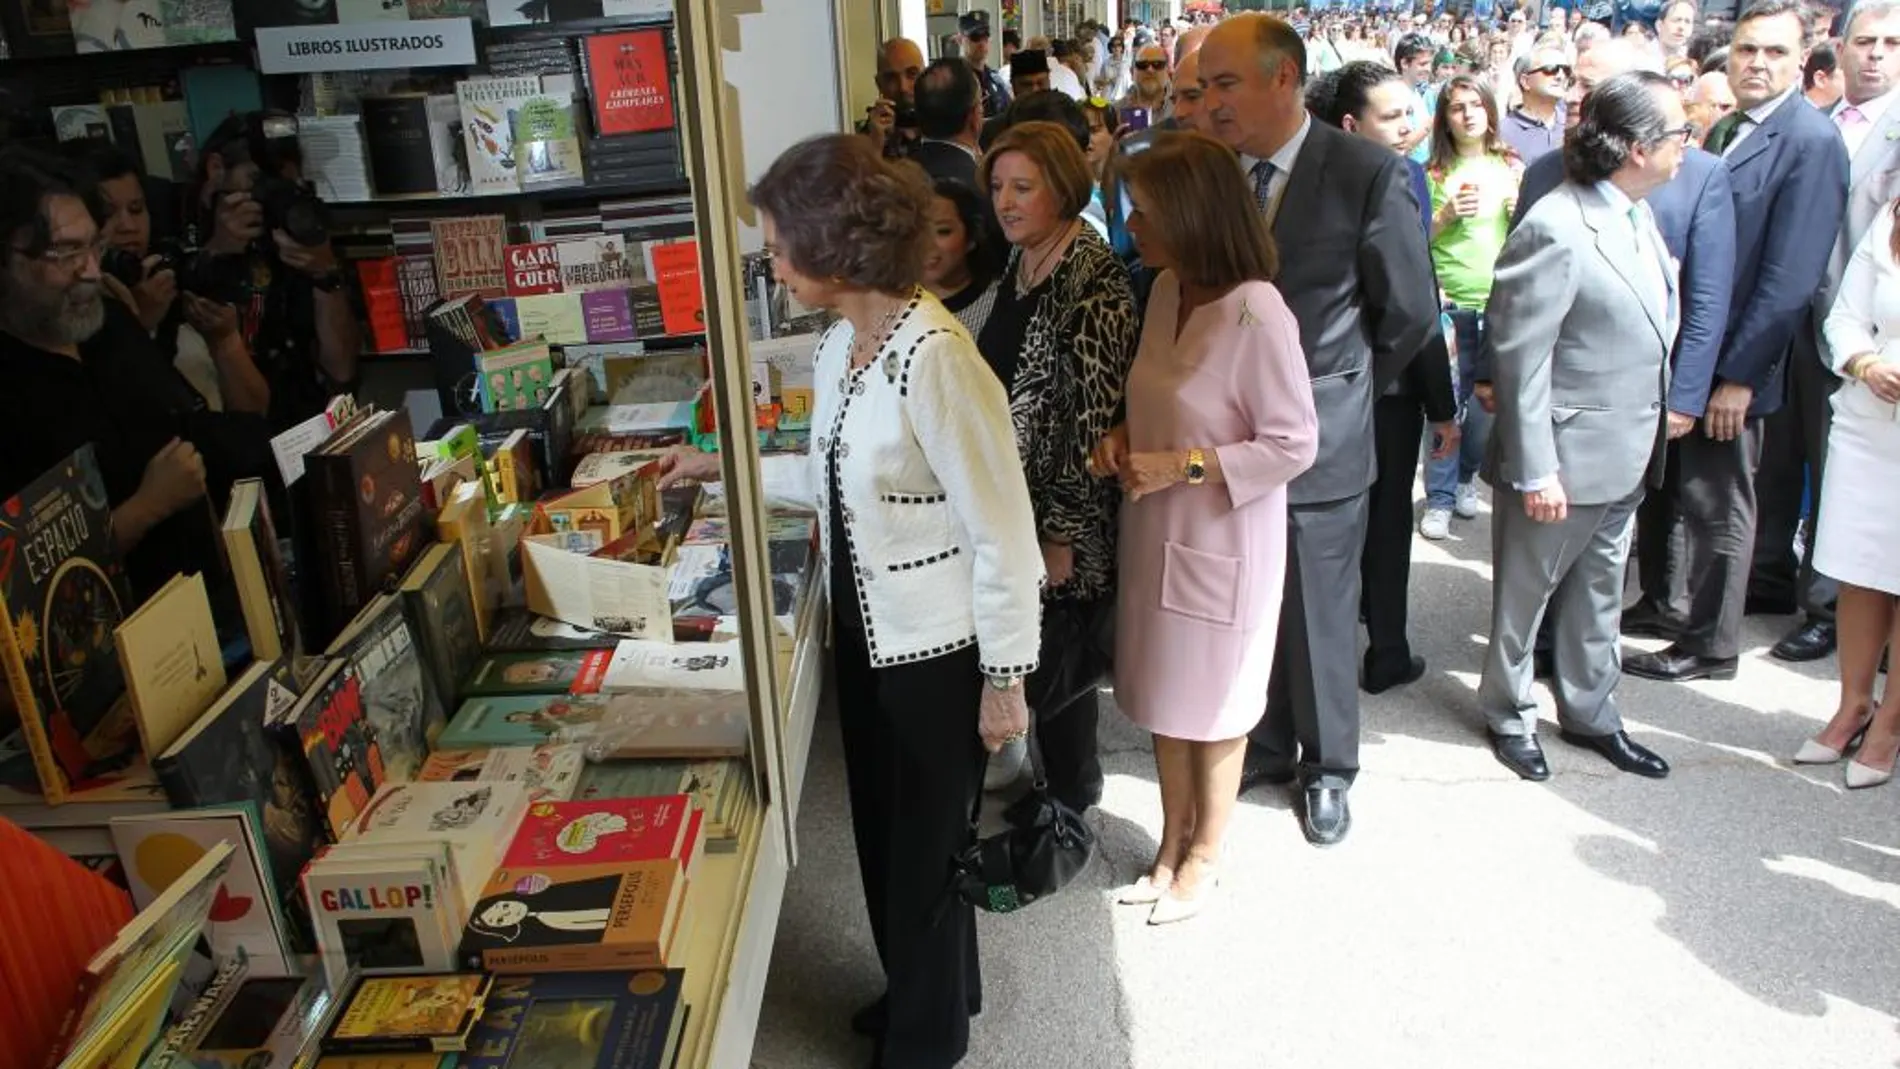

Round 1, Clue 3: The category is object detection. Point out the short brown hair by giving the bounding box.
[1118,131,1278,287]
[747,134,932,292]
[979,121,1095,221]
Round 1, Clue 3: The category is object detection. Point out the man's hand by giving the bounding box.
[136,438,208,521]
[1666,411,1696,439]
[1703,382,1753,441]
[1473,382,1497,414]
[273,230,338,279]
[1429,419,1461,460]
[182,293,240,343]
[206,192,263,257]
[862,98,897,150]
[130,257,177,332]
[1860,361,1900,404]
[1524,482,1568,524]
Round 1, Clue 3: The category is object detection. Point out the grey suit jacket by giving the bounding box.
[1816,102,1900,339]
[1270,121,1439,506]
[1482,182,1677,506]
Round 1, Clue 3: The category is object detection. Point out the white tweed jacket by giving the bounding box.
[764,290,1044,674]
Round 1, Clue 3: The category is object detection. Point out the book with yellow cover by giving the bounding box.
[113,572,227,760]
[323,974,493,1054]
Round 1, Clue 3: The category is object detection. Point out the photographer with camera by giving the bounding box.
[190,111,360,431]
[860,37,925,159]
[73,143,270,416]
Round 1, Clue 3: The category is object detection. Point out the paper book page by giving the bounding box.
[269,413,336,487]
[522,540,669,642]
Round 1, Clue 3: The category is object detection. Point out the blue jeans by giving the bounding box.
[1424,308,1494,511]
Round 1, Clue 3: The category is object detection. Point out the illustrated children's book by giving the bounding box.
[459,970,686,1069]
[323,974,494,1054]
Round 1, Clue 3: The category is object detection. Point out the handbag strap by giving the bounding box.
[968,711,1049,831]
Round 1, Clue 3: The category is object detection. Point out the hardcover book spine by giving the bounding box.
[0,608,66,803]
[476,941,663,974]
[317,457,366,636]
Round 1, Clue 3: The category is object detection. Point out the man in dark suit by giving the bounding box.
[910,58,984,190]
[1625,0,1849,683]
[1751,1,1900,662]
[1202,15,1439,846]
[1513,53,1738,649]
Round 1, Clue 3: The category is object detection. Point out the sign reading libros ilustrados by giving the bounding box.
[254,17,478,75]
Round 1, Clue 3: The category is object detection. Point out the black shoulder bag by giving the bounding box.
[949,723,1095,914]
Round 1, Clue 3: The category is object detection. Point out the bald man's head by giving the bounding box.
[1177,25,1212,63]
[1688,69,1737,140]
[1172,49,1209,131]
[1566,38,1645,128]
[877,38,926,105]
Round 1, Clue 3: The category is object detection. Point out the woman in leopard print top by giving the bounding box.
[977,119,1140,810]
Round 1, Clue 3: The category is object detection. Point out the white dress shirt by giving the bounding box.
[1723,85,1798,156]
[1240,113,1314,225]
[1832,89,1896,160]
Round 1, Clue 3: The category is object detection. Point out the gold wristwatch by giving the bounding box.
[1185,448,1207,486]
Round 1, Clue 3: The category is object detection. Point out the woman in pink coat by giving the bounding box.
[1090,132,1318,925]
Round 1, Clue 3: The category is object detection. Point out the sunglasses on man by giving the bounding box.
[1133,59,1168,71]
[1532,64,1572,77]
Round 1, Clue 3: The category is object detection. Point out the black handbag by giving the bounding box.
[948,727,1096,914]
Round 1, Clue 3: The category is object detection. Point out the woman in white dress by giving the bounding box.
[1794,201,1900,788]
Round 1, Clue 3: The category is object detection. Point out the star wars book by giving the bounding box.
[322,974,493,1054]
[459,970,685,1069]
[0,444,140,802]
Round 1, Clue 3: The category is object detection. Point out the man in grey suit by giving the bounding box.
[1479,72,1688,782]
[1751,1,1900,663]
[1201,14,1439,844]
[1626,0,1850,683]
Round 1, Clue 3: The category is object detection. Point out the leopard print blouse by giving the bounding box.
[999,226,1139,604]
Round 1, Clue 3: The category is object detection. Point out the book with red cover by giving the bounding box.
[650,243,704,337]
[500,795,693,868]
[358,258,409,354]
[583,29,676,136]
[431,215,509,301]
[505,243,563,297]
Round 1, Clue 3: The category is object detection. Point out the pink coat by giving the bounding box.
[1113,275,1318,741]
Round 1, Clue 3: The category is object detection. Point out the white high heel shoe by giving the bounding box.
[1113,874,1170,906]
[1793,719,1870,765]
[1147,867,1221,926]
[1845,756,1895,790]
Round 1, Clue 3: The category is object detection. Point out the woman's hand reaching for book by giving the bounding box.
[655,448,722,489]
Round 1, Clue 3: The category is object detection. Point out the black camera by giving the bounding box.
[215,112,329,248]
[99,242,183,288]
[252,173,328,248]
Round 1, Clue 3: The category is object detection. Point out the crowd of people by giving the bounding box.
[653,3,1900,1067]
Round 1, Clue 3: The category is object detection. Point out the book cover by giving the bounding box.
[425,93,467,195]
[460,859,684,973]
[575,758,744,845]
[455,77,540,196]
[160,0,237,46]
[485,610,620,652]
[68,0,166,52]
[151,660,321,935]
[430,215,508,302]
[0,444,139,802]
[649,242,703,336]
[477,342,556,412]
[305,410,429,642]
[180,64,263,151]
[437,694,611,750]
[358,258,410,354]
[499,795,692,869]
[325,595,444,785]
[459,652,591,697]
[512,94,583,191]
[51,104,110,141]
[303,842,460,984]
[348,780,530,857]
[459,970,685,1069]
[504,242,561,297]
[165,971,339,1069]
[513,293,587,346]
[362,95,439,197]
[325,974,493,1054]
[283,660,388,840]
[130,100,191,181]
[1,0,77,59]
[113,571,226,761]
[556,235,635,294]
[398,543,480,727]
[221,479,299,664]
[417,743,583,802]
[625,284,667,338]
[484,0,601,27]
[486,297,522,344]
[601,639,744,693]
[396,255,439,353]
[580,290,635,343]
[108,805,295,979]
[337,0,410,19]
[583,29,675,136]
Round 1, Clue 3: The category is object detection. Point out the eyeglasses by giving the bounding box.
[1652,123,1696,145]
[1133,60,1168,71]
[1669,71,1696,86]
[16,237,108,272]
[1531,64,1572,77]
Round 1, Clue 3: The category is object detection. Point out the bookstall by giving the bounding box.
[0,2,844,1068]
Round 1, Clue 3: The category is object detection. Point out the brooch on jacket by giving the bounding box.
[883,350,900,384]
[1238,304,1260,328]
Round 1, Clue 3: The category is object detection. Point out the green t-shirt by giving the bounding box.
[1429,154,1521,310]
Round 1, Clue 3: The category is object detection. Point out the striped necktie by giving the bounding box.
[1251,160,1278,219]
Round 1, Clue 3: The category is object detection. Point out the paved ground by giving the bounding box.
[751,494,1900,1069]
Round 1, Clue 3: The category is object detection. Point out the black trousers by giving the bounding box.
[1036,687,1103,811]
[834,620,985,1069]
[1634,438,1689,622]
[1751,344,1840,621]
[1675,420,1764,660]
[1363,392,1426,676]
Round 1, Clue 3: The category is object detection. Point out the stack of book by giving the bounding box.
[297,114,374,203]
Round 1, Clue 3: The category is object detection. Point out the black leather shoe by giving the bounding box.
[1238,746,1297,795]
[1300,785,1351,846]
[1362,655,1426,695]
[1623,645,1739,682]
[1620,605,1681,641]
[851,997,886,1037]
[1490,733,1551,781]
[1771,619,1837,662]
[1558,729,1670,778]
[1745,593,1797,616]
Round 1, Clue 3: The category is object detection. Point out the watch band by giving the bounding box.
[1185,447,1207,486]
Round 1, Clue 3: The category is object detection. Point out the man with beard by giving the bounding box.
[0,151,227,600]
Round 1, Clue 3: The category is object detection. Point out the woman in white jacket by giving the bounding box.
[1794,200,1900,789]
[658,134,1043,1069]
